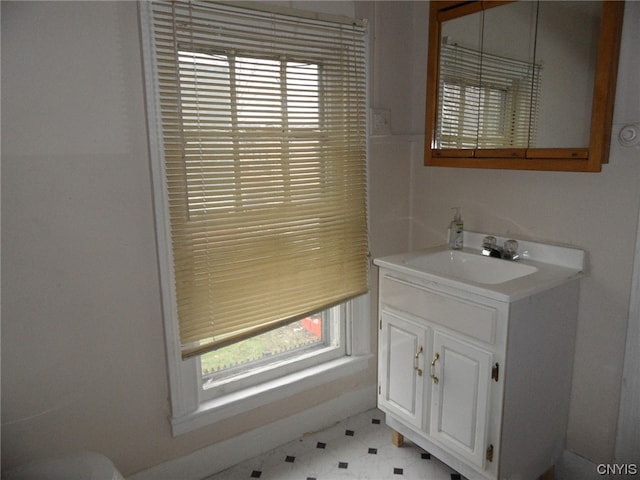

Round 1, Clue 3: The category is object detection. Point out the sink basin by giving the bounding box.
[402,250,537,285]
[374,232,586,302]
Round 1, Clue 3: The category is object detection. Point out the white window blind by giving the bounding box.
[147,1,368,358]
[437,42,541,149]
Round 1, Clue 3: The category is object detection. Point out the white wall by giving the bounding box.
[2,2,170,474]
[1,1,376,476]
[2,0,638,476]
[366,0,640,467]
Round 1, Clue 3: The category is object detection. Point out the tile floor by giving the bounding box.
[204,409,464,480]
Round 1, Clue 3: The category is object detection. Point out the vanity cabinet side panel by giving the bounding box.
[499,280,580,479]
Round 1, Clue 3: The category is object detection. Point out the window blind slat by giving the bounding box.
[149,0,368,358]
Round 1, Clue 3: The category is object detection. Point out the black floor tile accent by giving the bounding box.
[421,452,432,460]
[316,441,326,449]
[368,447,378,454]
[394,467,404,475]
[284,455,295,463]
[372,418,381,424]
[249,471,261,478]
[338,461,349,469]
[451,474,462,480]
[345,429,355,436]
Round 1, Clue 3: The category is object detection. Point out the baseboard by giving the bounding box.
[127,385,377,480]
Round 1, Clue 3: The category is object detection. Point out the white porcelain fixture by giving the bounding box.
[374,232,586,480]
[4,452,125,480]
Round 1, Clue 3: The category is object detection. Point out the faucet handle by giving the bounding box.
[503,239,519,260]
[482,236,502,258]
[482,236,497,249]
[504,239,518,254]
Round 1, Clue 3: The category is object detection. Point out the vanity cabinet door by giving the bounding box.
[430,330,493,470]
[378,310,432,430]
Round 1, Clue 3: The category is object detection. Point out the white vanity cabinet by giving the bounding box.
[376,245,582,480]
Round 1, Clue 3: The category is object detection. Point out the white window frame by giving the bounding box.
[139,2,371,436]
[199,304,345,401]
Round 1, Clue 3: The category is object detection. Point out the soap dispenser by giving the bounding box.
[449,207,464,250]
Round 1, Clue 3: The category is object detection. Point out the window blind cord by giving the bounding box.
[188,1,207,216]
[173,1,191,221]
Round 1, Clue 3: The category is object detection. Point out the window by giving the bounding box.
[201,314,330,385]
[200,305,343,399]
[437,42,541,149]
[177,52,323,216]
[140,0,370,435]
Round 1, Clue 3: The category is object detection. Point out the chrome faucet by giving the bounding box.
[481,236,520,261]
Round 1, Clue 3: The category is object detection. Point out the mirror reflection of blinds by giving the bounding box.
[148,1,368,358]
[437,43,541,149]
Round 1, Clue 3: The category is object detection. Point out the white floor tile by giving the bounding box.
[204,409,464,480]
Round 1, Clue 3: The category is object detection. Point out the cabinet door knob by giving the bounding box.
[414,346,423,376]
[430,352,440,384]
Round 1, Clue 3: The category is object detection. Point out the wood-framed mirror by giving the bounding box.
[424,0,625,172]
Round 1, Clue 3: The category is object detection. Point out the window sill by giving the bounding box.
[170,353,372,436]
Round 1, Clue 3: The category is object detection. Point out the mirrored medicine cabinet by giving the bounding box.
[424,0,625,172]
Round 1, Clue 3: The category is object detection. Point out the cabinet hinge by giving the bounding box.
[379,384,381,395]
[486,444,494,462]
[491,363,499,382]
[380,318,382,330]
